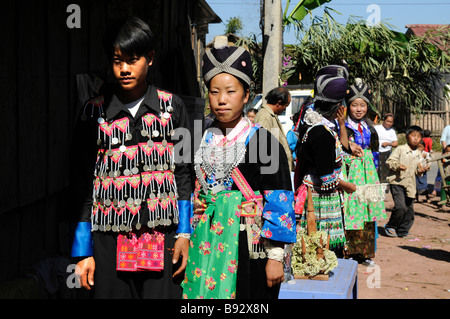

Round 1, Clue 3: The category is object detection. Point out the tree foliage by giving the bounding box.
[284,11,450,117]
[225,16,243,35]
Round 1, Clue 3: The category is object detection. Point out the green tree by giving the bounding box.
[283,12,450,123]
[225,16,243,35]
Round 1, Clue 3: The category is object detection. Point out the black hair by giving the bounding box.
[265,87,290,105]
[292,111,301,124]
[424,129,431,137]
[314,100,341,118]
[246,108,258,114]
[405,125,424,138]
[103,17,154,59]
[384,113,394,120]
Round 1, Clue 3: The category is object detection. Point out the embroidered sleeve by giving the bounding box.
[251,128,296,243]
[261,190,296,243]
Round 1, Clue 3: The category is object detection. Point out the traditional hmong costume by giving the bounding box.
[70,85,193,298]
[181,41,295,299]
[343,80,386,260]
[294,65,350,257]
[182,118,295,299]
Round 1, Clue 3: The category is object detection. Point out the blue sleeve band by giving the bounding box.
[71,222,93,257]
[176,199,193,234]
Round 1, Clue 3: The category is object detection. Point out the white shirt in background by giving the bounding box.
[374,124,397,153]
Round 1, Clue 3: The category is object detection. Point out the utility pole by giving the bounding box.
[262,0,282,101]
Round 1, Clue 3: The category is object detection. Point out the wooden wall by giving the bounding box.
[0,0,206,285]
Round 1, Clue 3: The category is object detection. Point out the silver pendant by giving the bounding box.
[215,170,225,179]
[211,184,225,194]
[97,117,105,124]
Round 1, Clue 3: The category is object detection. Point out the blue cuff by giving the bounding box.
[71,222,93,257]
[176,199,193,234]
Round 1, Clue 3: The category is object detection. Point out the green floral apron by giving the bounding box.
[182,190,247,299]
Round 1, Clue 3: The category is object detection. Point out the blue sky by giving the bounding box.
[205,0,450,44]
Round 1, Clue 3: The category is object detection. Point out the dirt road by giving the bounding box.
[357,192,450,299]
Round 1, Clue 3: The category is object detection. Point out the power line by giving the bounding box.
[208,2,450,5]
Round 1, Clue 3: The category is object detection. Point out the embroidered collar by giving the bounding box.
[347,117,369,131]
[105,85,161,120]
[209,117,251,146]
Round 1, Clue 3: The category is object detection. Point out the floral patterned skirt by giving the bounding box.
[344,150,387,230]
[182,190,245,299]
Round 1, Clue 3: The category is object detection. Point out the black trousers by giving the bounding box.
[92,227,183,299]
[377,151,391,183]
[386,185,415,236]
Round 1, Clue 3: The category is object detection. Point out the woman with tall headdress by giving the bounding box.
[294,65,356,258]
[182,37,296,299]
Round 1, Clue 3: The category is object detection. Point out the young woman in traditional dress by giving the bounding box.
[181,38,296,299]
[342,80,387,265]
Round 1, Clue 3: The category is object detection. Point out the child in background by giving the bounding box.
[416,141,431,201]
[385,126,429,238]
[422,129,433,154]
[246,108,258,123]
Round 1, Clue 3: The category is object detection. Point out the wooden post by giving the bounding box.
[306,187,317,234]
[262,0,282,100]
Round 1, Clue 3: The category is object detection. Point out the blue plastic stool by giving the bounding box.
[279,258,358,299]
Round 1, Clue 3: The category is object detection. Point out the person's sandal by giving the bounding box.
[384,226,397,237]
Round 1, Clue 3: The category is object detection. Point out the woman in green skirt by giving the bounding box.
[343,79,387,265]
[182,39,296,299]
